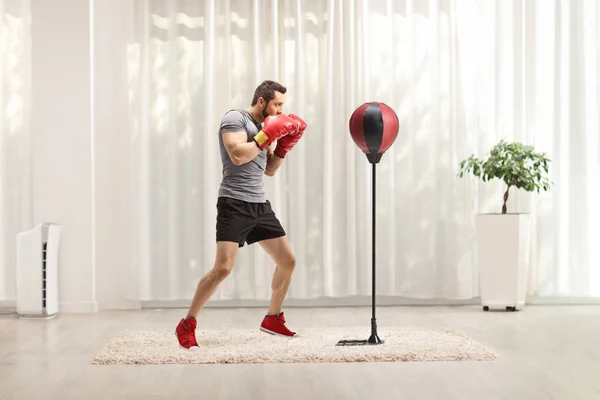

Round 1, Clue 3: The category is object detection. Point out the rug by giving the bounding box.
[91,326,497,365]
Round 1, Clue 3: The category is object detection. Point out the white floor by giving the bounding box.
[1,305,600,400]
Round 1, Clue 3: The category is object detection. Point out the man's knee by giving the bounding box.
[213,244,237,279]
[213,261,234,280]
[282,254,296,271]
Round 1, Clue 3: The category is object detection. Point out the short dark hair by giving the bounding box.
[251,80,287,106]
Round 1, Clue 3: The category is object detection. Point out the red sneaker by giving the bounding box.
[175,317,200,351]
[260,311,296,337]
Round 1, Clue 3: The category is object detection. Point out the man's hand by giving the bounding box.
[274,114,307,158]
[254,114,298,150]
[265,148,283,176]
[289,114,307,133]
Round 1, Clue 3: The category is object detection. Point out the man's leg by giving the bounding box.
[259,236,296,316]
[245,200,295,336]
[186,241,239,318]
[176,241,238,351]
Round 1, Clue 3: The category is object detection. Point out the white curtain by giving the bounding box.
[0,0,31,303]
[125,0,600,303]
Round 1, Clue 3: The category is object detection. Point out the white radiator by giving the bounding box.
[16,223,62,319]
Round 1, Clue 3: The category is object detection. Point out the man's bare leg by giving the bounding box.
[186,241,239,319]
[259,236,296,315]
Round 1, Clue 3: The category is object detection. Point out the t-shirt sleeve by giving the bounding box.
[219,110,246,134]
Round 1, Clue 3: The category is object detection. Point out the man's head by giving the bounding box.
[251,80,287,119]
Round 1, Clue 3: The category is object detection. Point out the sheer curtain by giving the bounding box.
[125,0,600,303]
[0,0,30,305]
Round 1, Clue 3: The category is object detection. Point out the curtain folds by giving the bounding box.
[124,0,599,302]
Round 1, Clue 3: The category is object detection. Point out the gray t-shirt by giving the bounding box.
[218,109,268,203]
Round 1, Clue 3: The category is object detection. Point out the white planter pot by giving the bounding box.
[476,213,530,311]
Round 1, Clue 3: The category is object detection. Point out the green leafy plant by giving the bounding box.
[457,140,552,214]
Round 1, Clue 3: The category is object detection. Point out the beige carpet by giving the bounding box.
[92,326,497,364]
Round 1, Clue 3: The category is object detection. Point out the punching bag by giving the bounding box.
[349,102,399,164]
[337,101,399,347]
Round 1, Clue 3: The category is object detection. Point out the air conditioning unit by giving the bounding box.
[16,223,62,319]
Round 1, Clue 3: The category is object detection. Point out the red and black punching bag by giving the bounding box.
[349,102,399,164]
[336,102,399,347]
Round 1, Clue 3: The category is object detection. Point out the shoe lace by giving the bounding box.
[276,313,294,335]
[181,320,199,347]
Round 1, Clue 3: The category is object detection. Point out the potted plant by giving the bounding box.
[458,140,551,311]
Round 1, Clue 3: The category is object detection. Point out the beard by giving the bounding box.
[261,106,270,119]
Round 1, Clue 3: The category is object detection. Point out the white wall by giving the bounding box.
[31,0,97,313]
[30,0,139,312]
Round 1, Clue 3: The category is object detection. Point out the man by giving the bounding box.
[175,80,307,351]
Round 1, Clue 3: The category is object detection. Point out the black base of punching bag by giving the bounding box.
[337,162,384,346]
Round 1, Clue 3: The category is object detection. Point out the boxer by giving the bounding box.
[175,80,307,351]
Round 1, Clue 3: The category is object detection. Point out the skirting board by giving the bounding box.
[143,295,600,309]
[59,301,99,313]
[10,296,600,313]
[97,299,142,311]
[526,296,600,305]
[1,300,105,313]
[0,300,16,314]
[143,296,481,309]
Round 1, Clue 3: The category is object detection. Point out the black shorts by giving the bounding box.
[216,197,286,247]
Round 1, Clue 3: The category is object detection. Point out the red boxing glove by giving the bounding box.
[254,114,298,150]
[289,114,307,133]
[274,114,307,158]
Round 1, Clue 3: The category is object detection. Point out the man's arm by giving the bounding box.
[222,113,297,166]
[222,130,263,166]
[265,145,284,176]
